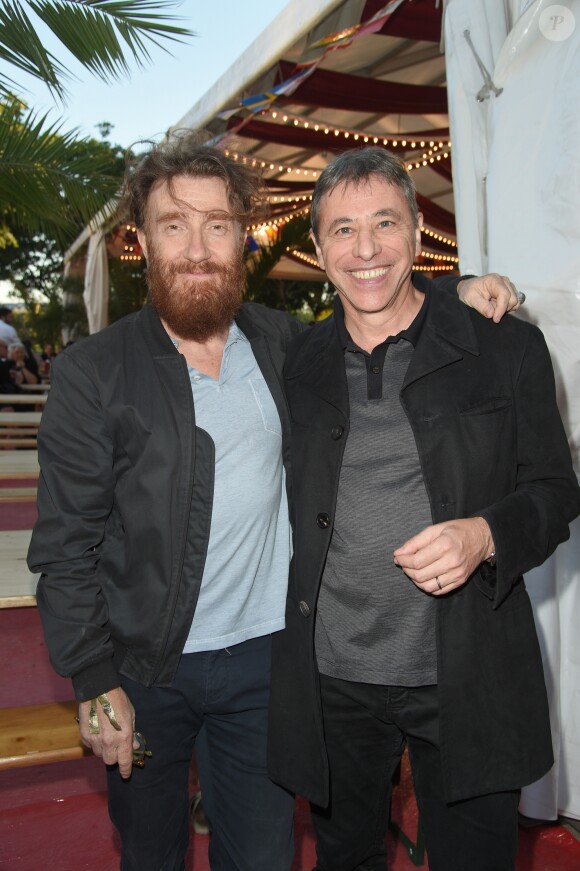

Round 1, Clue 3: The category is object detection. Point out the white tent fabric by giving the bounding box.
[83,231,109,335]
[443,0,580,819]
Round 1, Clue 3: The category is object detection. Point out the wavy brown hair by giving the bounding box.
[122,130,269,229]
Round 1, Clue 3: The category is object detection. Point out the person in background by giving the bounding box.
[267,146,580,871]
[0,307,19,344]
[40,342,57,377]
[0,338,17,397]
[41,343,57,362]
[9,342,41,386]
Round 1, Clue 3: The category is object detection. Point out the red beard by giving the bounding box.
[146,249,246,342]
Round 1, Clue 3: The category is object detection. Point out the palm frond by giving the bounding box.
[29,0,193,82]
[0,0,67,98]
[0,101,121,244]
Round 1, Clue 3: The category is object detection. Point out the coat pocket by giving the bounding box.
[459,396,512,416]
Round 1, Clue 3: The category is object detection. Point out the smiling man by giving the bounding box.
[267,147,580,871]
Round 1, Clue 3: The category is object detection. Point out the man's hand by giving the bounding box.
[458,273,523,323]
[393,517,494,596]
[78,686,138,779]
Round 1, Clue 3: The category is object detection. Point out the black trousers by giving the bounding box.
[311,676,520,871]
[107,635,294,871]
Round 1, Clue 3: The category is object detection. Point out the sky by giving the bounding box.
[6,0,291,148]
[0,0,291,302]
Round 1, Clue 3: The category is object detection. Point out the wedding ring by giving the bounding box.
[435,577,442,590]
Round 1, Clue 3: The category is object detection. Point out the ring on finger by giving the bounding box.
[435,576,442,590]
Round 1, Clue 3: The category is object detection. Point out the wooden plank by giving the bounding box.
[0,412,42,425]
[0,394,47,404]
[0,700,90,770]
[0,595,36,609]
[19,383,51,392]
[0,487,37,500]
[0,529,39,602]
[0,451,39,477]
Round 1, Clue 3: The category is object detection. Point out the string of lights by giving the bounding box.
[420,250,459,264]
[251,208,458,253]
[421,226,457,248]
[224,148,321,179]
[120,223,142,261]
[286,247,455,273]
[412,264,456,272]
[224,142,451,181]
[262,108,451,151]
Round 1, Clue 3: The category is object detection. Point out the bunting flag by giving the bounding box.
[239,63,318,113]
[245,234,261,253]
[238,0,408,115]
[307,0,406,52]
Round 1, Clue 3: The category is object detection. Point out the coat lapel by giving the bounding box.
[285,314,349,419]
[403,288,480,390]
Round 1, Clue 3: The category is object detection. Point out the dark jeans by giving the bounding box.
[312,676,520,871]
[107,634,294,871]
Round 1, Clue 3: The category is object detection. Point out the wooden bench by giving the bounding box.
[0,529,39,608]
[20,383,51,392]
[0,700,89,769]
[0,411,41,448]
[0,412,42,425]
[0,450,39,478]
[0,394,47,405]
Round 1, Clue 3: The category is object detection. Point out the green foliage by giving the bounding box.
[0,0,192,341]
[245,214,332,320]
[0,229,89,345]
[0,98,126,245]
[108,252,147,321]
[0,0,193,242]
[0,1,192,101]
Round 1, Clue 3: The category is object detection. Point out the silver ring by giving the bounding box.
[516,290,526,305]
[435,577,442,590]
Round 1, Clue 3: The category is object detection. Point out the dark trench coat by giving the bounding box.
[268,279,580,807]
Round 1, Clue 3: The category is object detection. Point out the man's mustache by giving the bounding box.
[167,261,227,276]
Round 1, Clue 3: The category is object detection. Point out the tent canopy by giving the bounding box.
[68,0,459,320]
[174,0,456,250]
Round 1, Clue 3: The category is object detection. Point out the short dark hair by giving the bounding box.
[0,307,11,319]
[311,147,418,241]
[122,130,269,229]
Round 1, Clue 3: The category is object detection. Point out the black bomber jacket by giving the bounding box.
[28,300,301,700]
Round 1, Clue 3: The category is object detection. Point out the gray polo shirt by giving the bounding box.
[315,292,437,686]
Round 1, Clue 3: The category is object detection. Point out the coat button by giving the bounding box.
[299,601,311,617]
[317,512,331,529]
[330,425,344,440]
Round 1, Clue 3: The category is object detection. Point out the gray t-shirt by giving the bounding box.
[315,301,437,686]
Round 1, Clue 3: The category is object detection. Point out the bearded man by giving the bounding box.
[28,133,522,871]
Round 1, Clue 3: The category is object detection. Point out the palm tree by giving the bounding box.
[0,0,193,244]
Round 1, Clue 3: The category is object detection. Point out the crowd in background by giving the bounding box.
[0,306,58,410]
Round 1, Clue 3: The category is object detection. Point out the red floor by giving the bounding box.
[0,498,37,530]
[1,592,580,868]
